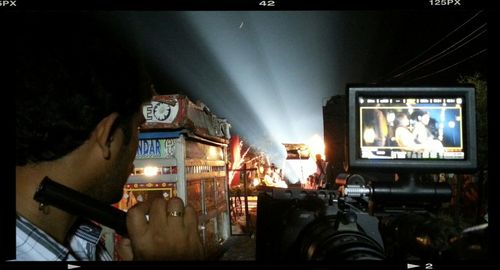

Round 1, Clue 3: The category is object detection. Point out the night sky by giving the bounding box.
[8,6,490,164]
[102,10,488,161]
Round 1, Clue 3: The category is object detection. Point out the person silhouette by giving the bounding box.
[314,154,327,189]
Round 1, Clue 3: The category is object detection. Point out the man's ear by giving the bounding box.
[94,112,120,159]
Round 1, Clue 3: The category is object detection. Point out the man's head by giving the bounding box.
[15,12,153,203]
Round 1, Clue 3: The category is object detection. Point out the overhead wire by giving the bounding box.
[408,48,487,82]
[376,10,485,83]
[391,23,486,80]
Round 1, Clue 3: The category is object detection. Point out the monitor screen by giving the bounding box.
[347,86,477,173]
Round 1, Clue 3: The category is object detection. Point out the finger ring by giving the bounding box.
[168,211,183,217]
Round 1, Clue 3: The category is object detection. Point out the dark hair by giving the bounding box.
[15,12,152,166]
[394,112,408,127]
[410,109,429,121]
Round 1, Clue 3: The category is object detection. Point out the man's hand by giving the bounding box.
[126,197,204,260]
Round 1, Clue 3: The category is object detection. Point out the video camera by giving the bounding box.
[255,172,464,261]
[255,185,386,261]
[255,85,486,261]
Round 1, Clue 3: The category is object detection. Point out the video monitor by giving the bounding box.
[347,86,477,173]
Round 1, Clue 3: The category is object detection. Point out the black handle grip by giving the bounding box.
[33,176,128,236]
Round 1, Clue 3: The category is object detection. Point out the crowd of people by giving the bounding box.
[256,155,328,190]
[261,163,288,188]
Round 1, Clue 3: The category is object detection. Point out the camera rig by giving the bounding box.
[255,173,463,261]
[256,187,386,261]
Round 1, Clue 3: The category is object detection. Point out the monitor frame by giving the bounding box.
[347,85,477,173]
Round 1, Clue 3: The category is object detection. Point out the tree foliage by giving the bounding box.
[458,73,488,170]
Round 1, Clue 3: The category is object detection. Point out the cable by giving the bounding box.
[376,11,484,83]
[391,24,486,80]
[383,11,484,81]
[407,48,487,82]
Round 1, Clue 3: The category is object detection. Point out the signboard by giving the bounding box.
[141,95,231,142]
[283,143,311,160]
[136,138,176,159]
[143,100,180,124]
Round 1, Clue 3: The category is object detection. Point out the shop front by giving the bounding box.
[112,94,231,259]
